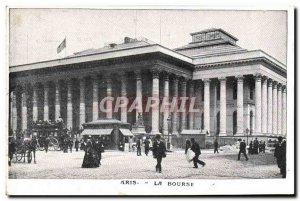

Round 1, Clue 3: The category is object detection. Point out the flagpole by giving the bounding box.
[65,36,67,58]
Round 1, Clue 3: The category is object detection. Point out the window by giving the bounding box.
[216,112,220,135]
[201,113,204,130]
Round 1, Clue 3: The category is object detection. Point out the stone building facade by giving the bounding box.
[9,28,287,141]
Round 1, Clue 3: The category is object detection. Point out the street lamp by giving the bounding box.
[246,128,249,145]
[167,115,172,151]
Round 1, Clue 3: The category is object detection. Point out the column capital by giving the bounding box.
[273,81,278,88]
[262,76,268,84]
[218,76,227,81]
[254,73,262,81]
[267,78,273,87]
[171,74,179,83]
[134,70,142,80]
[203,78,211,83]
[277,83,282,90]
[282,85,287,93]
[235,75,244,80]
[179,77,187,84]
[161,71,169,81]
[151,67,160,79]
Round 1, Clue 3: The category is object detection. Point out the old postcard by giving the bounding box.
[6,7,295,196]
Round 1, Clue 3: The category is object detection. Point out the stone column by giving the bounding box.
[272,82,278,134]
[120,73,127,123]
[204,79,211,135]
[172,76,179,134]
[194,81,202,130]
[79,78,85,128]
[261,77,268,134]
[282,86,287,136]
[106,76,113,119]
[66,79,73,130]
[21,88,27,131]
[92,76,99,121]
[236,75,244,135]
[188,80,194,130]
[219,77,227,136]
[32,84,38,122]
[43,82,49,121]
[180,79,187,131]
[54,81,61,121]
[11,90,17,131]
[135,70,143,120]
[267,79,273,134]
[151,69,160,134]
[254,74,262,135]
[277,84,282,135]
[163,73,170,134]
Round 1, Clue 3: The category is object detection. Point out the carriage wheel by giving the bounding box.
[16,152,23,162]
[27,151,32,163]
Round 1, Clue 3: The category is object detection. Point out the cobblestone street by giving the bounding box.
[8,149,282,179]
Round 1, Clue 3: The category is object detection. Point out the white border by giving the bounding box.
[2,4,295,197]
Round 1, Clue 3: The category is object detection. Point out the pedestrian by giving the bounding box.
[69,137,73,153]
[214,139,219,154]
[75,138,79,152]
[253,138,259,154]
[152,134,166,173]
[144,137,150,156]
[82,138,99,168]
[128,136,133,152]
[238,139,248,161]
[274,137,286,178]
[259,141,263,153]
[249,141,253,154]
[185,139,191,154]
[190,138,206,168]
[44,136,50,153]
[262,141,266,153]
[136,137,142,156]
[8,136,16,166]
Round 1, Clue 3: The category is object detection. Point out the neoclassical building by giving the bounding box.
[9,28,287,143]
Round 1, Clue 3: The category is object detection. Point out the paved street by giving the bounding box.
[8,149,282,179]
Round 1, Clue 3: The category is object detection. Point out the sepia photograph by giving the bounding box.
[6,7,294,196]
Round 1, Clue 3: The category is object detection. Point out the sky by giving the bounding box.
[9,9,287,66]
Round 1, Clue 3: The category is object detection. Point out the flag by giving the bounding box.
[57,38,66,54]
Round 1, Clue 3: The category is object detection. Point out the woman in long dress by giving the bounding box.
[82,138,99,168]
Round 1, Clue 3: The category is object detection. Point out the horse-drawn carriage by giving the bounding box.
[31,121,67,151]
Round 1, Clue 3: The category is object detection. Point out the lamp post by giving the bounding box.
[246,128,249,145]
[167,115,172,151]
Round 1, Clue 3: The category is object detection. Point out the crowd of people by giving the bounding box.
[248,138,266,154]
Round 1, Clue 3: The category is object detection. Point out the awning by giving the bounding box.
[81,129,113,136]
[119,129,134,136]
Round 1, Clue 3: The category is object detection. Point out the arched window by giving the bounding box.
[233,111,237,135]
[201,112,204,130]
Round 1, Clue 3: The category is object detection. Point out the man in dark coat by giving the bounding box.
[249,141,253,154]
[8,136,16,166]
[253,138,259,154]
[274,137,286,178]
[68,137,73,153]
[191,138,206,168]
[144,137,150,156]
[74,138,79,152]
[152,134,166,173]
[238,139,248,161]
[136,137,142,156]
[44,136,50,153]
[213,139,219,154]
